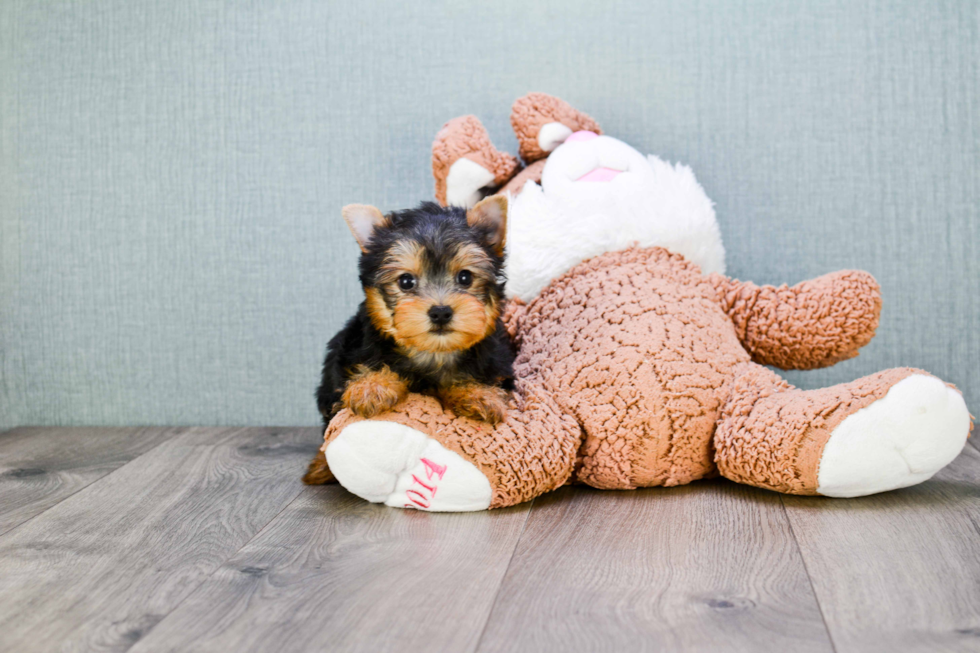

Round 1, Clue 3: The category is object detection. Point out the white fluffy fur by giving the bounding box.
[504,135,724,302]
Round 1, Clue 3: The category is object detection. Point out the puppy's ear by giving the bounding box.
[342,204,389,253]
[466,195,507,257]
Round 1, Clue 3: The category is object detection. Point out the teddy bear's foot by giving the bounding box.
[324,420,493,511]
[432,115,519,208]
[716,364,971,497]
[816,373,970,497]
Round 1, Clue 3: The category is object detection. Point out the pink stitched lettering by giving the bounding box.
[402,459,450,510]
[412,474,437,495]
[406,489,430,508]
[420,458,447,480]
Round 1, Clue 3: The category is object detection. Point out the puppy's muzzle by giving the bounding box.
[427,304,454,327]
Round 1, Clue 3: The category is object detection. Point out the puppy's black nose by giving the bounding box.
[428,305,454,326]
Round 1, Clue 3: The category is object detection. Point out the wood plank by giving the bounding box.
[783,446,980,652]
[476,482,833,653]
[0,426,322,653]
[130,485,531,653]
[0,427,178,536]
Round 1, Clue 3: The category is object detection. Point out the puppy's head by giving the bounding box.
[343,197,507,354]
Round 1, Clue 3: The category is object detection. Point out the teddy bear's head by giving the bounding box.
[432,94,726,301]
[503,130,726,301]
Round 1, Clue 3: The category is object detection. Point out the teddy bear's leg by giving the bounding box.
[715,362,971,497]
[432,115,520,208]
[510,92,602,163]
[322,385,582,511]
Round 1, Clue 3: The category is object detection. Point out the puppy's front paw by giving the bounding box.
[439,384,509,424]
[342,366,408,418]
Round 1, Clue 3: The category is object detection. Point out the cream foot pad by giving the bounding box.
[325,420,492,512]
[818,374,970,497]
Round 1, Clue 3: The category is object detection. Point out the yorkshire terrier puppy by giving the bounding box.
[303,196,514,484]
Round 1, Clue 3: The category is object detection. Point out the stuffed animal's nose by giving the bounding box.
[428,305,454,326]
[565,130,599,143]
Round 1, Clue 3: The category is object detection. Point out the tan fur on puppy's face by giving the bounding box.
[394,293,496,353]
[374,240,424,287]
[367,241,500,354]
[365,287,396,339]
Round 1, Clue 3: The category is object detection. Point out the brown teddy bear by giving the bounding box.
[316,94,972,511]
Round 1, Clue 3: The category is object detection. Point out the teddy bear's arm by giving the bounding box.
[709,270,881,370]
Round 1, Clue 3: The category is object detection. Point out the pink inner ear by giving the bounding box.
[565,130,599,143]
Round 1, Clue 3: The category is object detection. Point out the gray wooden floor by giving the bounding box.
[0,427,978,652]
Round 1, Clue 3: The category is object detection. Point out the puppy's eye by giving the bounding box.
[456,270,473,287]
[397,273,416,291]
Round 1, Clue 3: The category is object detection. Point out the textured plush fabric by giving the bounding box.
[432,116,518,206]
[711,271,882,370]
[714,364,920,494]
[518,248,749,489]
[432,94,603,208]
[324,245,931,507]
[510,93,602,163]
[325,383,582,509]
[499,160,546,197]
[434,94,603,206]
[1,1,977,429]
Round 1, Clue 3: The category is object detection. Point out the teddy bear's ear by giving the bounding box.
[466,195,508,257]
[511,93,602,163]
[342,204,389,253]
[433,115,519,209]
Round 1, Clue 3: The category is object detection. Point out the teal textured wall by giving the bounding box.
[1,0,977,428]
